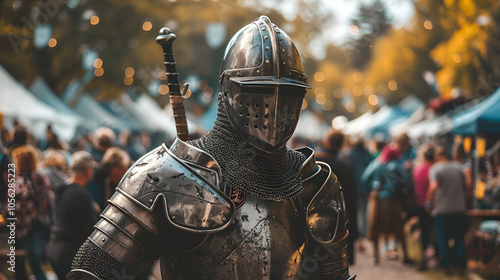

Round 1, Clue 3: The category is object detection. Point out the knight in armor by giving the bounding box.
[68,15,355,280]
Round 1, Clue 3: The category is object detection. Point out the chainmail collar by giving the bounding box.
[188,94,307,201]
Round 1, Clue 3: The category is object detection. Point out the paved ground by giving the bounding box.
[350,238,483,280]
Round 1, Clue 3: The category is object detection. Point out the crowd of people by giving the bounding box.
[308,129,500,276]
[1,120,500,279]
[0,123,157,280]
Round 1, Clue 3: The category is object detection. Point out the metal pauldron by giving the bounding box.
[303,161,354,279]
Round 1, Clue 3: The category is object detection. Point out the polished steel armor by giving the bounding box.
[220,16,311,152]
[69,15,354,280]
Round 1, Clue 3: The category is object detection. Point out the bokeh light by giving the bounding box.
[424,20,433,30]
[142,21,153,31]
[93,58,103,68]
[314,71,325,83]
[316,94,326,105]
[368,94,378,105]
[353,86,363,96]
[348,25,359,35]
[48,38,57,48]
[333,88,344,99]
[388,80,398,91]
[125,67,135,77]
[315,86,325,95]
[353,71,363,82]
[453,53,462,63]
[322,100,333,111]
[123,76,133,86]
[90,16,99,25]
[159,84,169,95]
[94,67,104,77]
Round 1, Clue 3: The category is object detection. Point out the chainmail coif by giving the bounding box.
[188,94,306,201]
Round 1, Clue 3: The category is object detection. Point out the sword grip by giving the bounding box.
[156,27,189,141]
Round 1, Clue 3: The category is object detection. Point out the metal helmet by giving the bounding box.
[219,15,311,153]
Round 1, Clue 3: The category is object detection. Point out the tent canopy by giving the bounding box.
[452,87,500,135]
[30,77,97,131]
[0,65,81,141]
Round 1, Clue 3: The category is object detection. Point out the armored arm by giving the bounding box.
[68,145,234,280]
[304,162,356,280]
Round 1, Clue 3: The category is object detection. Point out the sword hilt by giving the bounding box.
[156,27,189,141]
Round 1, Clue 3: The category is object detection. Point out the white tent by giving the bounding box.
[342,110,375,136]
[135,94,178,137]
[0,65,81,141]
[294,109,330,142]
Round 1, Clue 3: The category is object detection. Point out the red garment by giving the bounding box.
[412,162,432,207]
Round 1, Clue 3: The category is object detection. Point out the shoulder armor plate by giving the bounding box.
[305,162,348,244]
[116,144,234,233]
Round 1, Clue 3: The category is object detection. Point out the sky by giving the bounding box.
[275,0,416,59]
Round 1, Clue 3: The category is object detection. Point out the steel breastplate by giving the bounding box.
[162,139,322,279]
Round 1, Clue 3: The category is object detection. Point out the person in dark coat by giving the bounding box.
[316,129,358,264]
[47,151,99,280]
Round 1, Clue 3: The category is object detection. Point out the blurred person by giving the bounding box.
[368,134,386,158]
[40,150,69,191]
[10,145,53,280]
[47,151,99,280]
[6,125,28,156]
[94,147,131,207]
[91,127,116,163]
[343,137,374,243]
[452,142,473,208]
[0,137,11,214]
[410,142,434,270]
[119,131,146,161]
[425,145,467,274]
[1,127,12,147]
[139,131,152,152]
[316,129,358,264]
[361,145,407,264]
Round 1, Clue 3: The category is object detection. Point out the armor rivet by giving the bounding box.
[102,238,106,242]
[261,28,265,31]
[172,216,176,220]
[226,205,231,209]
[223,217,227,221]
[265,60,270,64]
[264,36,269,40]
[281,48,285,53]
[276,30,281,34]
[256,70,260,73]
[265,46,270,50]
[283,61,286,65]
[149,199,153,203]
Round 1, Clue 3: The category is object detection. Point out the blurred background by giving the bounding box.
[1,0,500,280]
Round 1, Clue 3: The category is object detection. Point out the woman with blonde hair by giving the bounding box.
[11,145,53,280]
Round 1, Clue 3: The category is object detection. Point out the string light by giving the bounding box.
[90,16,99,25]
[388,80,398,91]
[48,38,57,48]
[301,99,308,110]
[94,67,104,77]
[125,67,135,77]
[123,76,133,86]
[93,58,103,68]
[314,71,325,82]
[142,21,153,31]
[159,84,169,95]
[368,94,378,105]
[424,20,433,30]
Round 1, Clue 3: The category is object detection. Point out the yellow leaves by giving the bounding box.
[431,22,488,97]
